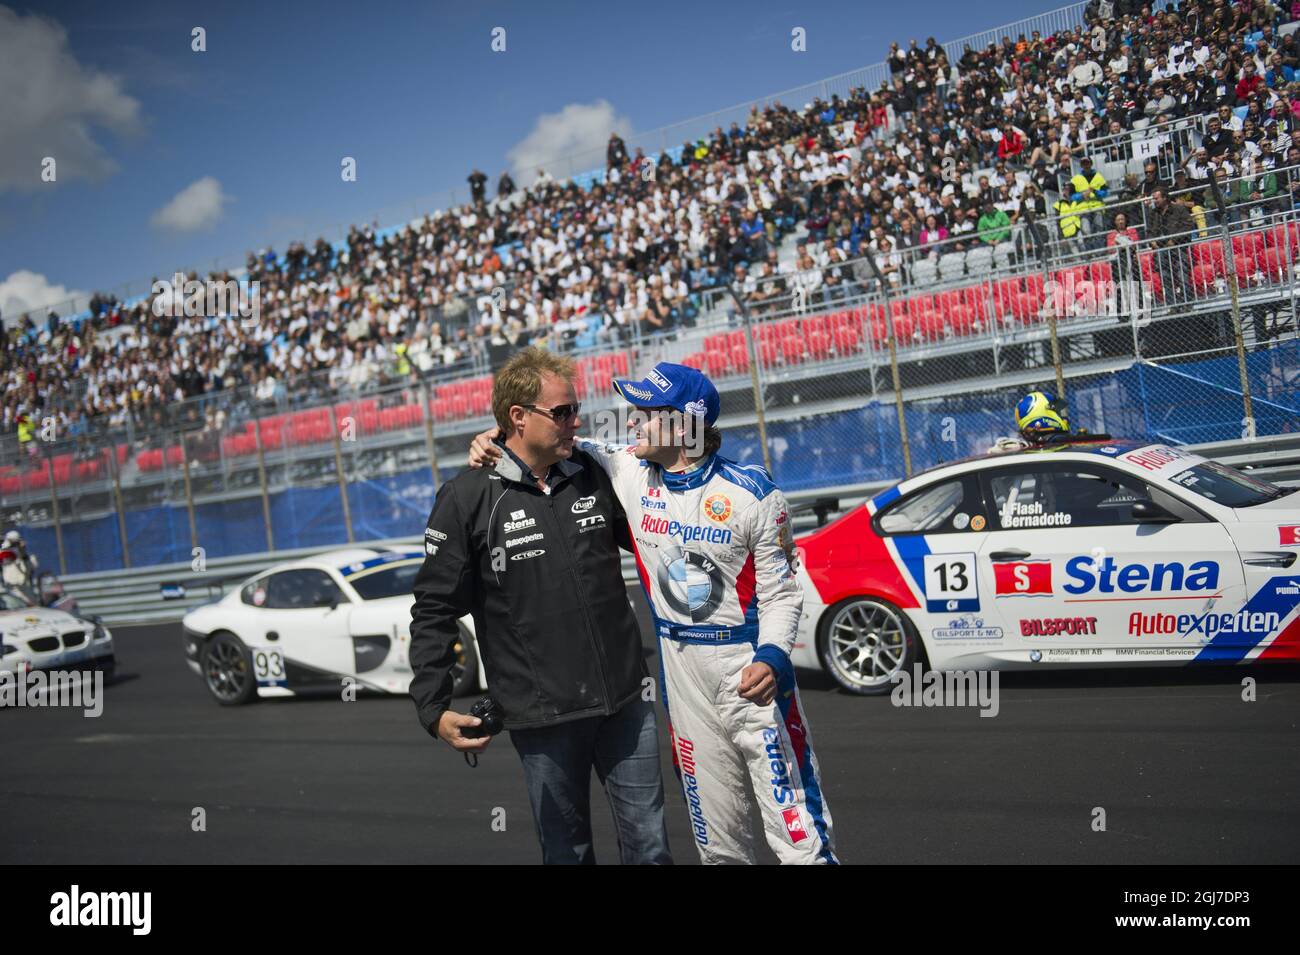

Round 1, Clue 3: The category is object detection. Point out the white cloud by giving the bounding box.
[505,100,633,184]
[0,270,88,326]
[0,5,143,193]
[150,176,227,232]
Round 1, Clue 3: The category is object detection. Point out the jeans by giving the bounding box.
[510,698,672,865]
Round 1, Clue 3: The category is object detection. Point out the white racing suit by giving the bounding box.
[579,442,838,864]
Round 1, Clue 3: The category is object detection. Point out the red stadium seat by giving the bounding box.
[1191,264,1217,295]
[782,336,806,365]
[1232,232,1266,261]
[1192,241,1226,276]
[1258,248,1286,282]
[806,331,832,361]
[1269,222,1300,260]
[705,350,730,378]
[949,304,975,336]
[730,343,751,373]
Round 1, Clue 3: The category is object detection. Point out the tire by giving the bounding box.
[201,632,257,705]
[817,596,920,695]
[450,623,479,698]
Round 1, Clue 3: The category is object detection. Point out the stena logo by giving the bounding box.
[763,728,796,805]
[1063,556,1220,594]
[641,495,668,510]
[503,513,536,533]
[571,495,596,514]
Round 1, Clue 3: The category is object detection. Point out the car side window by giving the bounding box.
[878,477,984,534]
[263,570,344,610]
[985,464,1160,529]
[240,579,269,607]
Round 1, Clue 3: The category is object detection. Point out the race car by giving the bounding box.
[1,585,116,677]
[790,439,1300,694]
[182,547,484,705]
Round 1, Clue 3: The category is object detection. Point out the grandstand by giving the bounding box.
[3,0,1299,574]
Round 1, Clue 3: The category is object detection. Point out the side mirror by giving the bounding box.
[1132,500,1178,523]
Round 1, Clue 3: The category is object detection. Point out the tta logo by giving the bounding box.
[576,514,606,532]
[703,494,732,523]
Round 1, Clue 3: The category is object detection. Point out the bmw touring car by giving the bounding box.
[790,440,1300,693]
[1,585,116,677]
[182,547,482,705]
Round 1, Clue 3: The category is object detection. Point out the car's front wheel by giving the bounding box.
[817,596,918,695]
[202,632,257,705]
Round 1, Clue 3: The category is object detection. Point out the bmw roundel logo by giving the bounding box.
[656,546,725,621]
[1029,649,1042,663]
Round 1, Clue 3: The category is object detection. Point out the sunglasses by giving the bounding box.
[523,402,581,422]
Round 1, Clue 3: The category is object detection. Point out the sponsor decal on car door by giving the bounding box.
[977,462,1247,656]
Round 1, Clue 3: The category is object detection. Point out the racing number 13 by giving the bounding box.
[923,553,978,601]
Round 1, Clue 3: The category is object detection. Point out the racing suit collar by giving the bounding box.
[658,454,719,491]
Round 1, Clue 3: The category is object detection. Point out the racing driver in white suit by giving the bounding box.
[470,361,838,864]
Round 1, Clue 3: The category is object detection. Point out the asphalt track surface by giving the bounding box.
[4,590,1299,865]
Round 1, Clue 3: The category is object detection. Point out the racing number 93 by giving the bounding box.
[923,553,979,612]
[253,648,285,685]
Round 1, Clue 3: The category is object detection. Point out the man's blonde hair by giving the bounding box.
[492,347,576,433]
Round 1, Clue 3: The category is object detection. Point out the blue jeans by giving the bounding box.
[510,698,672,864]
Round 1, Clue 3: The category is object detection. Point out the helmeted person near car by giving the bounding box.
[988,390,1110,453]
[470,362,839,865]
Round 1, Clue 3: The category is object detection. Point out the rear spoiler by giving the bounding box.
[159,574,248,601]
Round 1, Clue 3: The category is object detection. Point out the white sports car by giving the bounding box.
[1,586,116,677]
[181,547,483,705]
[790,440,1300,693]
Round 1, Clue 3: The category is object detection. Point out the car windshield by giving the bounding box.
[347,561,422,600]
[1167,460,1293,507]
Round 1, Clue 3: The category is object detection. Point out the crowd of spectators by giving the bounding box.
[5,0,1300,445]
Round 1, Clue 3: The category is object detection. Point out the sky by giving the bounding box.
[0,0,1038,322]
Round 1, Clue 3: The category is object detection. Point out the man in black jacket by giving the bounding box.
[409,347,671,865]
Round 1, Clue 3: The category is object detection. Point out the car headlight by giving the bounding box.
[1,643,17,656]
[92,623,109,641]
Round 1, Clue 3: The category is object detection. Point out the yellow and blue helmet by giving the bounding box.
[1015,390,1070,437]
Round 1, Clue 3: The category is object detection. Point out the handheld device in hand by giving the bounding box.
[461,696,505,739]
